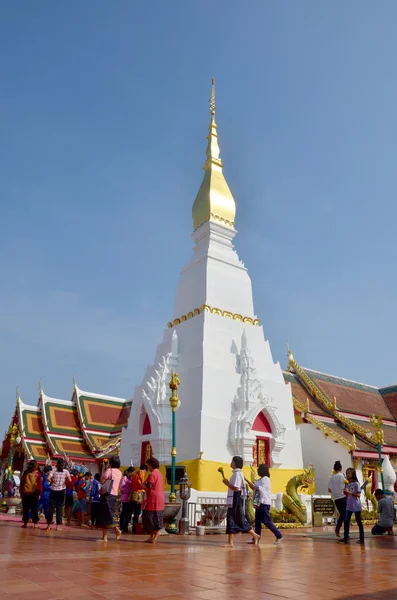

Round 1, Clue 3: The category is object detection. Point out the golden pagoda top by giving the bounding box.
[192,79,236,231]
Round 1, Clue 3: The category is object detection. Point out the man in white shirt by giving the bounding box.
[222,456,260,547]
[328,460,347,537]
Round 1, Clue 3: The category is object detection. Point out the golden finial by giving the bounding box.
[192,78,236,232]
[72,375,77,391]
[169,370,180,411]
[286,342,295,369]
[38,379,43,395]
[370,414,384,445]
[16,385,20,401]
[352,433,357,450]
[210,78,215,116]
[332,396,337,410]
[305,397,310,413]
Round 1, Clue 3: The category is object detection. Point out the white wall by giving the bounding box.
[300,423,352,495]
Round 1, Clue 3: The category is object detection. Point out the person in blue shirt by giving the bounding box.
[90,473,101,527]
[39,465,52,520]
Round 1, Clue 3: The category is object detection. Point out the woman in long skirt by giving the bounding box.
[140,457,164,544]
[97,455,122,542]
[221,456,260,547]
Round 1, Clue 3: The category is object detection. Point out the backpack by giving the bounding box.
[24,472,37,495]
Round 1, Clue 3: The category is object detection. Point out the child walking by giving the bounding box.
[246,463,282,545]
[340,467,364,545]
[221,456,260,548]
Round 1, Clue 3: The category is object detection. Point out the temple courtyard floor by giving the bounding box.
[1,521,397,600]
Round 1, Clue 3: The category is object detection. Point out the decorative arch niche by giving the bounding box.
[139,409,152,465]
[251,410,272,467]
[142,414,151,435]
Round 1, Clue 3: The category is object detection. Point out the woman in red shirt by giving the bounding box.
[140,457,164,544]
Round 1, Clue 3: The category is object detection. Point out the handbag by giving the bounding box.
[99,469,114,496]
[130,491,144,503]
[252,487,261,509]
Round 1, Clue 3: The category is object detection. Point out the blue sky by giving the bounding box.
[1,2,397,435]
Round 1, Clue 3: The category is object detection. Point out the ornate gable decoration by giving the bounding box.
[287,347,379,448]
[73,384,131,455]
[229,331,286,464]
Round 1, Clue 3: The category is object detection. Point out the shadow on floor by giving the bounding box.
[342,593,397,599]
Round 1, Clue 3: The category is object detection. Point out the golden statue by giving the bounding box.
[169,370,180,393]
[169,370,180,411]
[370,414,384,445]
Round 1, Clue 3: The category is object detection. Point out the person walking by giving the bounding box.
[90,473,101,527]
[97,455,122,542]
[119,467,134,533]
[221,456,260,548]
[20,460,42,529]
[65,467,78,525]
[340,467,364,545]
[246,463,282,545]
[39,465,52,520]
[328,460,347,538]
[45,458,71,532]
[75,469,92,527]
[140,457,164,544]
[130,464,148,533]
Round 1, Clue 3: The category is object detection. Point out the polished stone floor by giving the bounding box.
[1,522,397,600]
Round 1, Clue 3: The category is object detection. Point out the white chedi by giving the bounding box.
[381,455,396,493]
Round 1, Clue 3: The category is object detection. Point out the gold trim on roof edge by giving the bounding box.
[287,346,378,447]
[168,304,260,328]
[292,396,357,451]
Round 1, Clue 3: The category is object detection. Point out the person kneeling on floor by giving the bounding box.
[371,489,394,536]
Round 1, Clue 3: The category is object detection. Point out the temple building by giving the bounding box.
[286,352,397,494]
[1,382,131,473]
[120,82,304,494]
[120,81,397,497]
[3,82,397,503]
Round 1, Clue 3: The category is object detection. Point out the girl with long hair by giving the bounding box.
[246,463,282,545]
[97,455,122,542]
[340,467,364,545]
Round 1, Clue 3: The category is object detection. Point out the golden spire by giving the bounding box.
[192,79,236,231]
[210,77,215,116]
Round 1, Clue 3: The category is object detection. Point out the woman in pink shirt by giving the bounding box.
[140,457,164,544]
[119,466,134,533]
[97,455,122,542]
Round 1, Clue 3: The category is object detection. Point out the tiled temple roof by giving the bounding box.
[284,371,327,416]
[1,384,130,464]
[73,386,132,455]
[17,397,48,462]
[39,391,93,460]
[303,369,394,420]
[379,386,397,421]
[284,349,397,455]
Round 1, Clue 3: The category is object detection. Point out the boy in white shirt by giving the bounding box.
[328,460,346,537]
